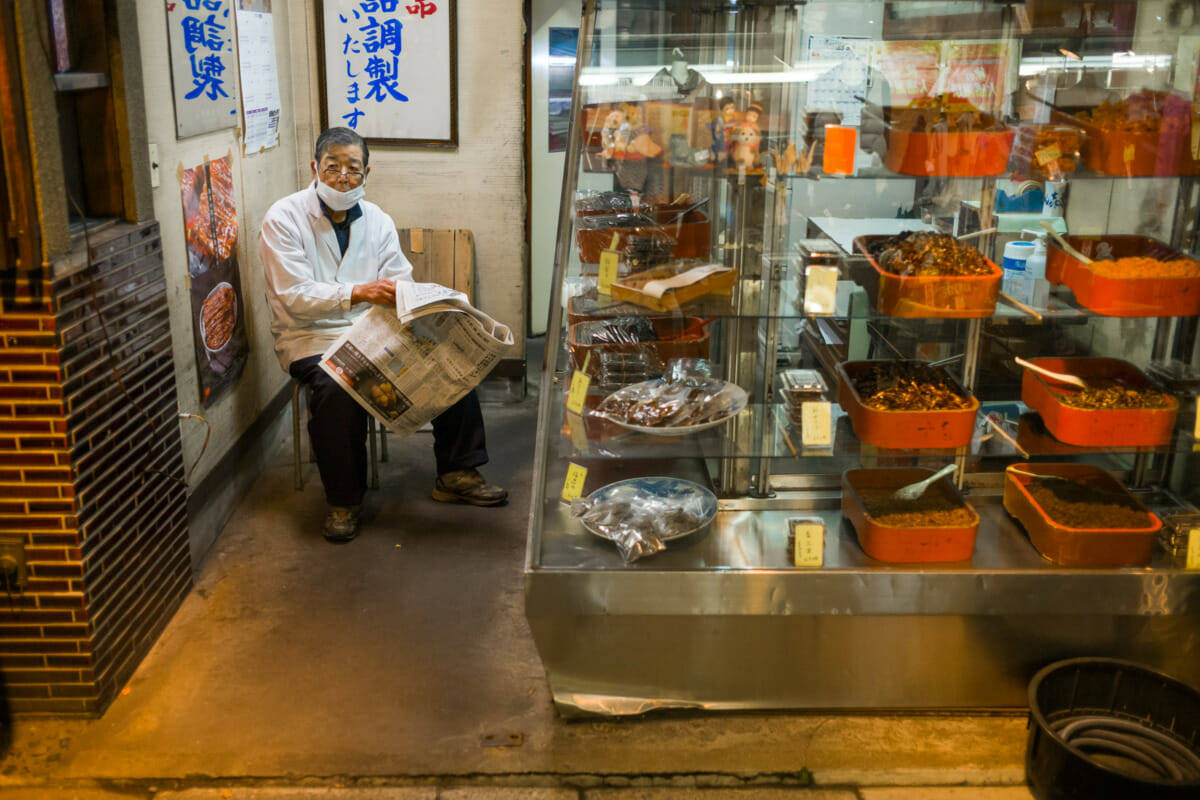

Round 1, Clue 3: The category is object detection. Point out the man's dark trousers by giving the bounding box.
[289,354,488,507]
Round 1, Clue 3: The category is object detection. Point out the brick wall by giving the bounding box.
[0,221,191,714]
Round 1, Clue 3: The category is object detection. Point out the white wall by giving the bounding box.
[530,0,580,336]
[135,2,301,503]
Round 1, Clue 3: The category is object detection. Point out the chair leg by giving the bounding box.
[368,417,380,490]
[292,381,303,491]
[379,424,388,462]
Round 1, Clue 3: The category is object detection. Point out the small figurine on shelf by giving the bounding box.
[728,102,763,171]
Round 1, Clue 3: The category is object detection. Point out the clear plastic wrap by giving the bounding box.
[570,482,711,563]
[595,364,746,429]
[574,189,634,214]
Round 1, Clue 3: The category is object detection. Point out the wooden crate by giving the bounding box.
[398,228,475,302]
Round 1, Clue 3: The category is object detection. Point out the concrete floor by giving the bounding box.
[0,371,1036,799]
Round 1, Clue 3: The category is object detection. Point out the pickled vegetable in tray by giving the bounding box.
[852,361,972,411]
[869,231,992,277]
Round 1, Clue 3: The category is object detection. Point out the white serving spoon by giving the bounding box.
[890,464,957,501]
[1015,357,1088,389]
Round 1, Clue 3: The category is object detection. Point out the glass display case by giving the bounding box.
[525,0,1200,717]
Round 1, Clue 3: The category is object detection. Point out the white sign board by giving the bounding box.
[318,0,458,146]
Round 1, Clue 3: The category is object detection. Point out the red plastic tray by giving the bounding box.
[568,316,710,380]
[1002,463,1160,567]
[882,112,1014,176]
[854,235,1001,318]
[837,360,979,450]
[842,468,978,563]
[576,205,711,264]
[1019,357,1178,447]
[1045,234,1200,317]
[1077,120,1195,176]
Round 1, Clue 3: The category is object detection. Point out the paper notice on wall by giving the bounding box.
[236,6,282,154]
[805,34,870,127]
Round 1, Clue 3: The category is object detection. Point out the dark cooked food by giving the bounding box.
[588,316,657,345]
[577,211,656,230]
[858,486,975,527]
[1053,383,1172,410]
[572,485,704,540]
[201,284,236,350]
[597,377,739,428]
[1027,478,1154,529]
[870,231,993,277]
[852,362,971,411]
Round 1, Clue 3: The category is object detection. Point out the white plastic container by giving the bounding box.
[1002,240,1035,304]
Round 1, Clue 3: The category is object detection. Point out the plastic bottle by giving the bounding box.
[1002,240,1035,304]
[1022,229,1048,308]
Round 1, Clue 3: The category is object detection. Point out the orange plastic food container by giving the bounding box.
[1077,121,1192,176]
[854,235,1002,318]
[568,316,710,379]
[576,204,711,264]
[1002,463,1161,567]
[842,468,978,563]
[1019,357,1178,447]
[1044,234,1200,317]
[837,360,979,450]
[881,110,1014,176]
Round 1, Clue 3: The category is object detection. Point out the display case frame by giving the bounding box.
[526,0,1200,717]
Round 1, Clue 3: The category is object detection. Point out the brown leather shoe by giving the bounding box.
[323,505,360,542]
[432,468,508,506]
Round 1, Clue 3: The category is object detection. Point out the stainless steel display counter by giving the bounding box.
[525,490,1200,717]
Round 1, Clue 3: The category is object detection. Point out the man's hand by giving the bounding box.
[351,279,396,307]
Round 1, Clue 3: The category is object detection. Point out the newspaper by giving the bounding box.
[320,282,514,436]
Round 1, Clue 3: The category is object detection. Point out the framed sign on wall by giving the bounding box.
[316,0,458,147]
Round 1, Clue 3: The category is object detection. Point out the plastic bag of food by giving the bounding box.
[570,483,707,563]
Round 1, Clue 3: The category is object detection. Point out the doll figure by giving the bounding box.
[600,108,627,159]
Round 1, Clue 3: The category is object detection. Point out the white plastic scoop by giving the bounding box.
[891,464,957,501]
[1015,357,1088,390]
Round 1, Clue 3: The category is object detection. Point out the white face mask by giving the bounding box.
[315,179,365,212]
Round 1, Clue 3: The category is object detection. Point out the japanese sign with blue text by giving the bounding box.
[319,0,458,146]
[165,0,239,138]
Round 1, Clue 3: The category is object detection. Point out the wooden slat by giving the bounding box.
[398,228,474,303]
[455,230,474,302]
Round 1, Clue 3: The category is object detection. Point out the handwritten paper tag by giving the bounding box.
[562,463,587,502]
[801,401,832,446]
[598,250,619,295]
[566,370,590,415]
[790,519,824,567]
[1187,528,1200,569]
[1035,145,1061,166]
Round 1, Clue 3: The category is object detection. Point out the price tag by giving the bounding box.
[561,463,587,501]
[566,412,589,452]
[790,519,824,567]
[566,369,590,415]
[801,401,833,446]
[598,233,620,295]
[598,250,619,295]
[1124,143,1136,163]
[1187,528,1200,570]
[803,265,838,315]
[1194,397,1200,440]
[1035,145,1062,166]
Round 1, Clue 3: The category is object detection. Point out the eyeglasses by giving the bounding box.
[321,165,365,185]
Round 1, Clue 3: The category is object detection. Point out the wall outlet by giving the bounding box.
[149,143,160,188]
[0,535,28,591]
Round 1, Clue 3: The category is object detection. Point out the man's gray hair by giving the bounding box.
[314,127,369,167]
